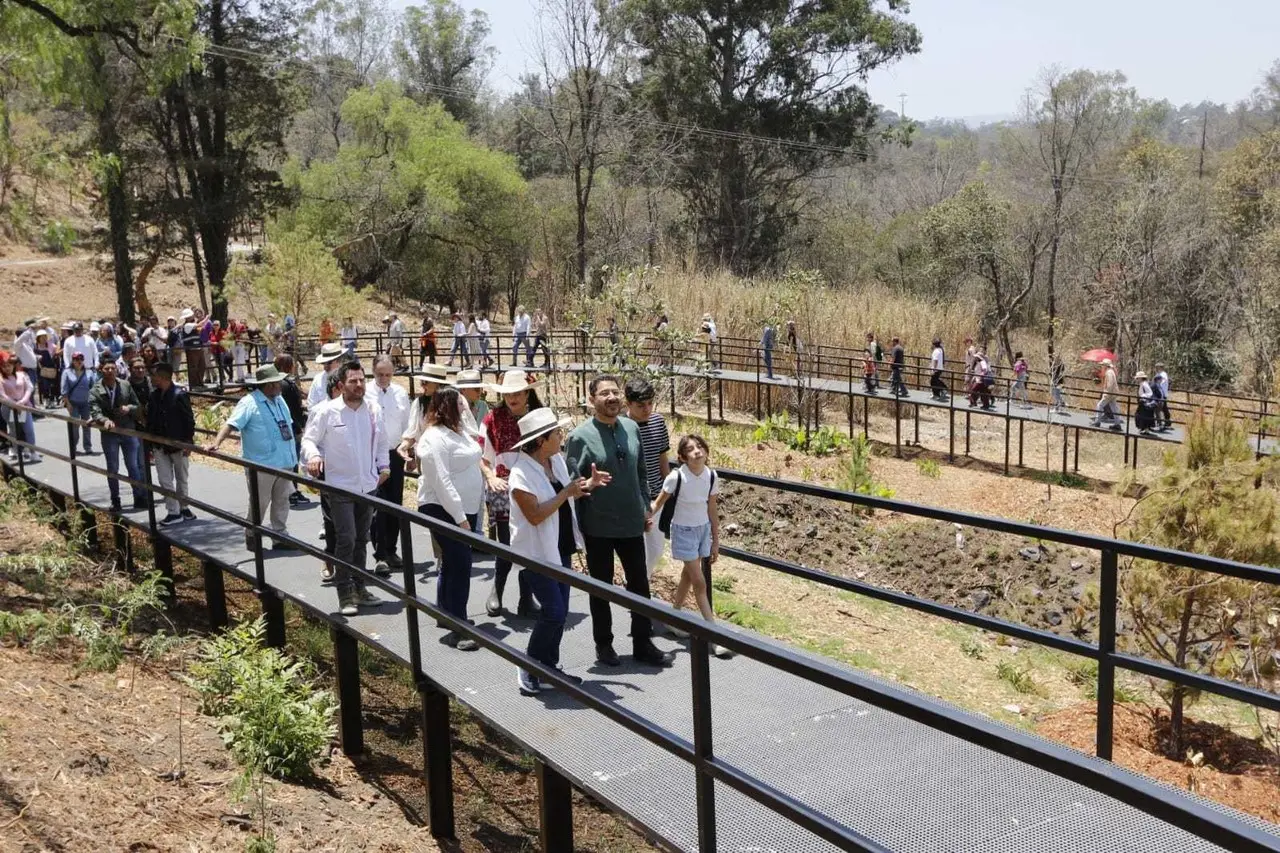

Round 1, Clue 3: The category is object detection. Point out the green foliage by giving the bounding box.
[1119,407,1280,755]
[284,82,530,311]
[960,638,986,660]
[188,618,336,781]
[711,575,736,594]
[40,219,76,255]
[394,0,493,125]
[234,228,361,334]
[621,0,920,272]
[995,658,1041,695]
[915,458,941,479]
[245,836,277,853]
[1027,470,1089,489]
[751,413,848,457]
[836,435,894,504]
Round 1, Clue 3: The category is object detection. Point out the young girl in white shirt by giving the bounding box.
[650,434,731,658]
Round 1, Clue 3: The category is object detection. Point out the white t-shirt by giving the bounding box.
[931,347,944,371]
[509,452,583,567]
[662,466,719,528]
[416,424,484,520]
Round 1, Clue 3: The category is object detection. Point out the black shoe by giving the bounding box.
[159,512,183,526]
[180,509,196,521]
[382,553,404,569]
[485,589,502,617]
[439,632,460,648]
[516,595,541,618]
[595,644,620,667]
[110,499,123,513]
[633,645,675,667]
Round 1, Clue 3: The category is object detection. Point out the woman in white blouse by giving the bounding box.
[508,408,609,695]
[416,387,484,651]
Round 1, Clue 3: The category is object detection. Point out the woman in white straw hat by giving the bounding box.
[453,368,489,436]
[509,407,610,694]
[399,363,454,463]
[307,342,348,409]
[1134,370,1156,435]
[481,370,545,617]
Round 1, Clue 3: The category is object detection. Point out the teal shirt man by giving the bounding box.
[565,415,648,538]
[225,389,298,470]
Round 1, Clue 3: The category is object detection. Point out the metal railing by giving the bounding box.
[4,401,1280,852]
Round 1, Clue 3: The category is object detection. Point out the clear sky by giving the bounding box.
[390,0,1280,122]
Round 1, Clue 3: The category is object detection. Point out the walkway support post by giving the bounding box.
[400,518,424,679]
[893,396,902,458]
[847,358,854,437]
[332,626,364,756]
[1097,549,1118,761]
[537,760,574,853]
[1074,426,1080,473]
[948,384,955,462]
[690,636,716,853]
[143,449,174,607]
[670,342,677,421]
[1062,424,1069,475]
[1003,389,1011,476]
[755,349,762,421]
[419,678,456,839]
[203,560,229,630]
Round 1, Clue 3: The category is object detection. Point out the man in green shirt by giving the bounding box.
[565,374,673,668]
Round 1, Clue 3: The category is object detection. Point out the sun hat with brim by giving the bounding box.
[454,368,486,389]
[23,318,37,327]
[488,369,543,395]
[1134,371,1148,380]
[246,365,287,385]
[1101,358,1113,367]
[314,342,347,364]
[512,408,574,450]
[180,308,195,321]
[414,364,454,385]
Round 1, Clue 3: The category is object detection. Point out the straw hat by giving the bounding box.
[180,308,195,321]
[1101,358,1113,367]
[315,342,347,364]
[454,368,486,389]
[488,369,542,395]
[414,363,454,385]
[511,408,573,450]
[245,365,286,385]
[1133,371,1148,380]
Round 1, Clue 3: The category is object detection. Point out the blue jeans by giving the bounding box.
[527,554,572,667]
[763,347,774,378]
[68,400,93,450]
[102,433,144,504]
[512,332,529,363]
[421,503,476,622]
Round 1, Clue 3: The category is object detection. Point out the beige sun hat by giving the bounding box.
[453,368,486,389]
[511,408,573,450]
[488,369,542,395]
[1133,370,1148,380]
[315,342,347,364]
[414,363,454,385]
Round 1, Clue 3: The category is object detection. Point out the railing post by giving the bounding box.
[203,560,229,630]
[113,517,134,573]
[705,370,712,425]
[755,349,762,421]
[893,395,901,458]
[245,467,284,644]
[690,636,717,853]
[419,678,456,839]
[536,760,574,853]
[1074,426,1080,473]
[67,420,81,504]
[14,407,26,477]
[332,626,365,756]
[400,516,424,679]
[948,379,955,462]
[1096,549,1118,761]
[847,357,854,437]
[669,341,677,421]
[1257,399,1267,461]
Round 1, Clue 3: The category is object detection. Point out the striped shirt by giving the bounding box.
[630,412,670,498]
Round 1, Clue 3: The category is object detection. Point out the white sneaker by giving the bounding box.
[712,644,734,659]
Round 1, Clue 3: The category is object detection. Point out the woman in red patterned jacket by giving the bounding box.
[481,370,544,618]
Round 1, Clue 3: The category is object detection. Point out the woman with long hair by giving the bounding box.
[417,387,484,650]
[0,355,40,463]
[481,371,544,617]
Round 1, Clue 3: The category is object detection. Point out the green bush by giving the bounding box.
[916,458,941,479]
[837,434,894,504]
[996,658,1040,695]
[751,413,848,456]
[188,618,336,781]
[40,219,76,255]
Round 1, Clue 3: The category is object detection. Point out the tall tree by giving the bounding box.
[154,0,299,322]
[1,0,195,322]
[532,0,619,291]
[394,0,493,126]
[1017,68,1133,361]
[622,0,920,273]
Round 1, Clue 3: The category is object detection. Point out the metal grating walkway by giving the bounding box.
[7,414,1278,853]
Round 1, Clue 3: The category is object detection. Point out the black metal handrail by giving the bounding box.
[4,401,1280,852]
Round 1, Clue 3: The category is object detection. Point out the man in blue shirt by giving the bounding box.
[206,365,300,550]
[761,322,776,380]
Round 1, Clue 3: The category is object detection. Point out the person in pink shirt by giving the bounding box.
[0,355,40,463]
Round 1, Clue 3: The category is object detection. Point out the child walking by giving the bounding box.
[1011,351,1030,408]
[862,348,878,394]
[650,434,732,659]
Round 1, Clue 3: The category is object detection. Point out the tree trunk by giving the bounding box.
[133,247,161,319]
[89,42,135,325]
[573,163,588,287]
[1046,178,1064,357]
[1169,588,1197,758]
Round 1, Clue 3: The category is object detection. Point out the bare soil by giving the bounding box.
[0,646,442,853]
[1038,703,1280,824]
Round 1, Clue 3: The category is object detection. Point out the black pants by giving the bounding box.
[583,534,651,650]
[930,370,947,397]
[373,453,405,559]
[491,518,532,603]
[1158,400,1172,428]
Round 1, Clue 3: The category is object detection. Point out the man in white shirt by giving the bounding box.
[387,312,405,368]
[475,313,493,368]
[701,313,719,369]
[369,355,411,574]
[447,313,469,367]
[511,305,531,366]
[339,317,358,355]
[61,321,99,370]
[929,338,947,400]
[307,342,347,410]
[302,361,391,615]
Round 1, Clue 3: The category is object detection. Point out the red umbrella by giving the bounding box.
[1080,348,1116,364]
